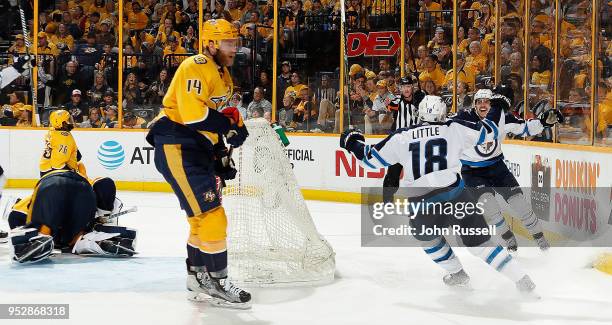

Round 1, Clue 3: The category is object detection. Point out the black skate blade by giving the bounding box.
[187,292,252,310]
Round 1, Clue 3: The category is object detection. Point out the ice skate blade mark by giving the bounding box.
[187,292,252,310]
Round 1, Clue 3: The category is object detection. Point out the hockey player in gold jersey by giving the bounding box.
[40,110,80,177]
[146,19,251,309]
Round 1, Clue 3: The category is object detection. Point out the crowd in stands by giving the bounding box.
[0,0,609,145]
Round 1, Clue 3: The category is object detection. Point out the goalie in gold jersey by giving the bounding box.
[146,19,251,309]
[8,110,136,263]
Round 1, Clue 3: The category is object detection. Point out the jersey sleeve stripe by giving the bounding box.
[483,119,499,139]
[370,148,391,167]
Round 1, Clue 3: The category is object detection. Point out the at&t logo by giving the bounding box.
[97,140,125,170]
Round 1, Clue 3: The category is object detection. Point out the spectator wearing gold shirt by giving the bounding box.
[419,54,446,89]
[128,1,149,31]
[8,34,28,64]
[52,24,75,51]
[458,27,482,55]
[465,41,487,74]
[156,18,182,48]
[37,32,60,57]
[418,0,442,26]
[443,52,476,91]
[163,35,188,68]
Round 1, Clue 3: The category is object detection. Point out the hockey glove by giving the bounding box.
[214,145,237,180]
[13,55,35,73]
[340,128,365,153]
[538,109,564,127]
[491,94,512,111]
[221,107,249,147]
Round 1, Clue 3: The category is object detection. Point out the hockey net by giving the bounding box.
[223,118,336,286]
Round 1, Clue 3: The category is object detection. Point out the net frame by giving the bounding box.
[225,118,336,286]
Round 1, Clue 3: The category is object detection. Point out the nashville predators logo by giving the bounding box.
[193,56,208,64]
[203,190,217,202]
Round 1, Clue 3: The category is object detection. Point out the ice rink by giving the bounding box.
[1,189,612,325]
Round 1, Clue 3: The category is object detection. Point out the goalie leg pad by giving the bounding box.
[72,229,137,257]
[11,228,54,263]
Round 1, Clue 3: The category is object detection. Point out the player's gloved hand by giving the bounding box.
[221,106,249,147]
[491,94,512,111]
[340,128,365,152]
[538,109,564,127]
[12,55,35,73]
[213,145,237,180]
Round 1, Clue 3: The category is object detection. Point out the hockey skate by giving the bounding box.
[501,230,518,252]
[515,275,540,299]
[186,262,252,309]
[443,269,470,287]
[533,232,550,251]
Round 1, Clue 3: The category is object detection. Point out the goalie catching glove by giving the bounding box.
[220,106,249,147]
[340,128,365,154]
[538,109,564,127]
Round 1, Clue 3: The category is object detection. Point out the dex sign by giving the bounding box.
[347,31,401,57]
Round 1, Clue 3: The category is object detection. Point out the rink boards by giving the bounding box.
[1,128,611,246]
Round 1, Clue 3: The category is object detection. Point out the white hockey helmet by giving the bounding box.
[418,95,448,123]
[473,89,493,102]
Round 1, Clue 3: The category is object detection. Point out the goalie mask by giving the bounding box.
[418,95,447,123]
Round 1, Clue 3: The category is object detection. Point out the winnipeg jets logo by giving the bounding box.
[475,139,498,157]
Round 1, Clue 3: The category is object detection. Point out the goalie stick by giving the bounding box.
[17,0,40,126]
[96,206,138,224]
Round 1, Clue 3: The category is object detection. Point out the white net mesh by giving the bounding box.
[224,118,335,286]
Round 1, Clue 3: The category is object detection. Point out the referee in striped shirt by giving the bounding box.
[383,75,426,203]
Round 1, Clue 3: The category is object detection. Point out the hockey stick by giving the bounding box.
[96,206,138,224]
[339,0,351,128]
[109,206,138,219]
[17,0,39,126]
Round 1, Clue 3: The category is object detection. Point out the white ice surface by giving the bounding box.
[1,189,611,325]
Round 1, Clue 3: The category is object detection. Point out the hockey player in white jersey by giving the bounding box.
[454,86,563,251]
[340,95,537,292]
